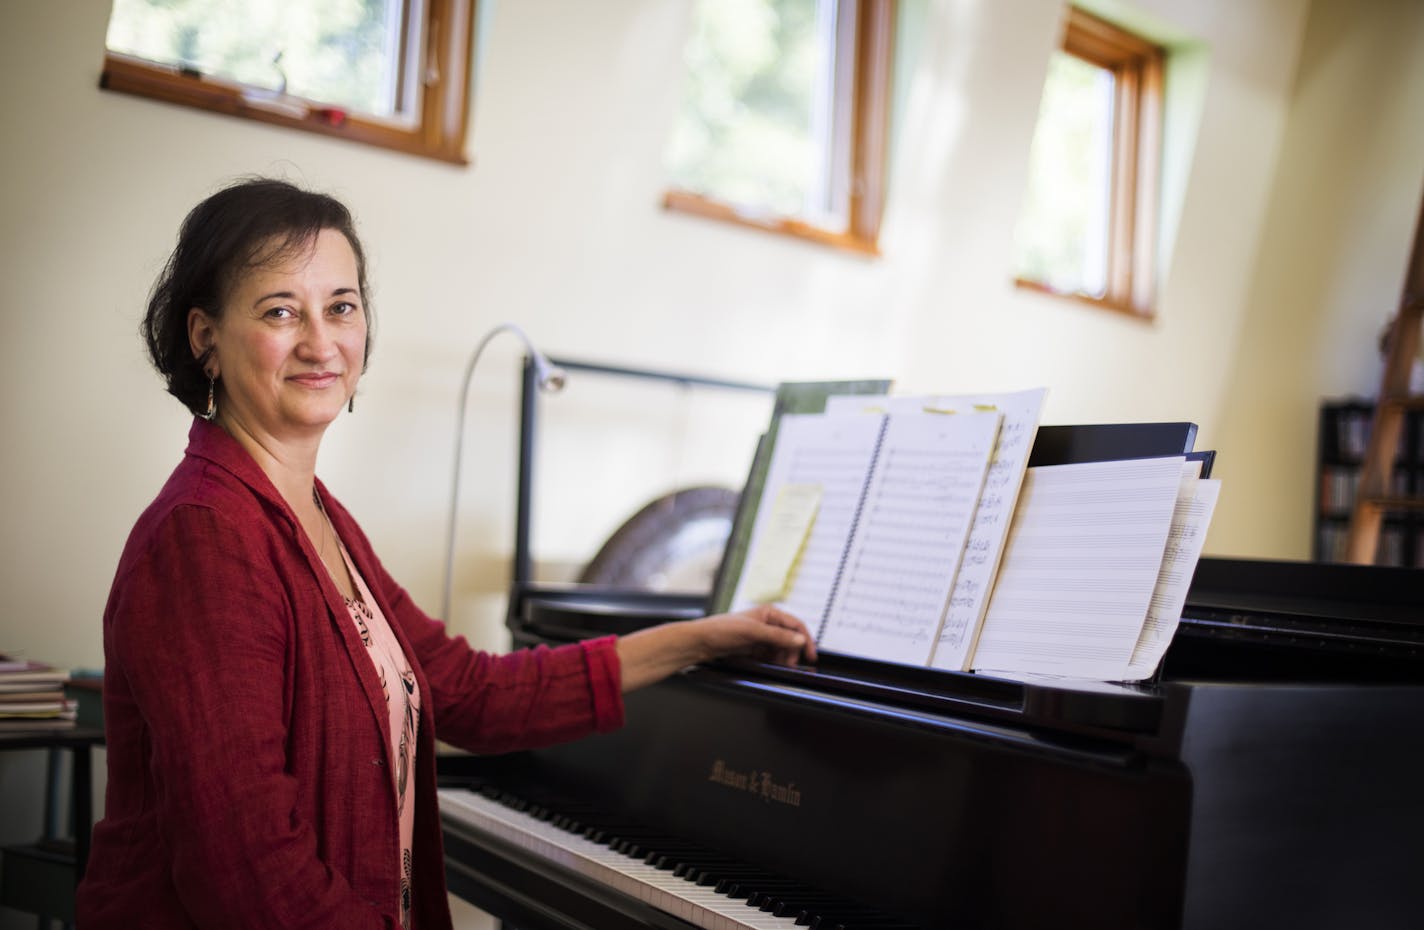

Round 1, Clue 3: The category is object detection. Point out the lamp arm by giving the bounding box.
[441,323,565,622]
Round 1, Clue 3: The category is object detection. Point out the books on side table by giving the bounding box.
[0,656,75,730]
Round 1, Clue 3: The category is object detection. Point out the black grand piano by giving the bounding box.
[437,367,1423,930]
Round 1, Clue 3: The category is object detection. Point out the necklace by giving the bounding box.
[314,491,361,603]
[313,490,333,562]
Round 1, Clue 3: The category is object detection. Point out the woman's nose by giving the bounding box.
[298,316,339,360]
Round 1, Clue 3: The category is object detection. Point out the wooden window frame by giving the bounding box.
[1014,6,1164,318]
[99,0,476,165]
[662,0,897,257]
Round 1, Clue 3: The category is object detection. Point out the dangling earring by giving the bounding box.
[203,373,218,421]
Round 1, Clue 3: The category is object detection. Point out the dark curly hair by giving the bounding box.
[142,177,374,416]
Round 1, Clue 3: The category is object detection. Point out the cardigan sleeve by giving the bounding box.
[105,501,396,930]
[353,540,626,753]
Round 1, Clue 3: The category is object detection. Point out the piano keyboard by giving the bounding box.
[438,785,917,930]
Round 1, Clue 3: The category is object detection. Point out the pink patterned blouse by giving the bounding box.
[337,539,421,929]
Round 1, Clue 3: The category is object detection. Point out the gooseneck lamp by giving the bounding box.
[442,323,566,622]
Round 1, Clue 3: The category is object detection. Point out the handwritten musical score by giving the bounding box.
[826,389,1047,669]
[818,411,1001,665]
[1125,475,1221,679]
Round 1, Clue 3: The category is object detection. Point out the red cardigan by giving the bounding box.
[76,419,625,929]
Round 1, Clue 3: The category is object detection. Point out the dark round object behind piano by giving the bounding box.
[577,485,739,592]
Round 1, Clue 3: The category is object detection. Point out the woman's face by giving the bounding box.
[190,228,366,445]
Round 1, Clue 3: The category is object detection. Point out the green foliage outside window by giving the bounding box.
[106,0,403,118]
[665,0,833,223]
[1013,51,1115,298]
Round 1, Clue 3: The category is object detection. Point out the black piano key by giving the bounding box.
[697,862,772,885]
[800,896,909,929]
[713,870,777,895]
[811,914,919,930]
[750,882,821,911]
[767,891,837,915]
[764,891,889,928]
[649,851,696,871]
[728,878,801,902]
[675,854,741,880]
[771,891,841,916]
[606,826,668,844]
[779,898,842,920]
[750,887,800,908]
[645,841,714,870]
[656,853,697,871]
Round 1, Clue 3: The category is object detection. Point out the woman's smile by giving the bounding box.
[287,371,343,388]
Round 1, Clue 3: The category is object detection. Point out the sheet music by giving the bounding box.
[1124,476,1221,680]
[818,411,1001,665]
[731,413,886,624]
[970,456,1184,680]
[826,389,1048,669]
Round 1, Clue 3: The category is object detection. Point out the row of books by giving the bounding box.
[0,654,74,730]
[1318,522,1424,568]
[719,386,1220,682]
[1321,403,1421,462]
[1317,464,1416,514]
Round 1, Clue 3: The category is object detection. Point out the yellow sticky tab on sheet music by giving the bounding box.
[925,402,998,415]
[741,483,822,603]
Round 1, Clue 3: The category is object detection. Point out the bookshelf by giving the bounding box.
[1315,399,1424,566]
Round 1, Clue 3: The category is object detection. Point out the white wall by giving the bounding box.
[1,0,1422,923]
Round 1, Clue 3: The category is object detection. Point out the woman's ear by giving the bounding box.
[188,308,218,375]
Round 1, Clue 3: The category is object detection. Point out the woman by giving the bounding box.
[75,178,815,930]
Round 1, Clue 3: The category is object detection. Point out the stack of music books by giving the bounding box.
[0,655,74,730]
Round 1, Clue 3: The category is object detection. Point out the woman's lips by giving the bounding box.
[288,372,341,388]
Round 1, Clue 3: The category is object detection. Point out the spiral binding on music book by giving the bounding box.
[815,413,891,643]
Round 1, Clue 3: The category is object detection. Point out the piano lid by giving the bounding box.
[1169,556,1424,683]
[1185,556,1424,626]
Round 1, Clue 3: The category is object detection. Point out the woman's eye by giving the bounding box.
[264,306,295,320]
[330,301,361,317]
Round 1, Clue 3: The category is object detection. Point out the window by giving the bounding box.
[663,0,896,255]
[1013,7,1164,317]
[100,0,475,164]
